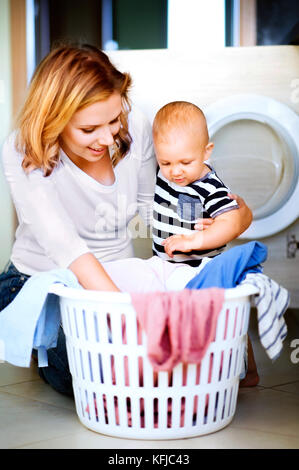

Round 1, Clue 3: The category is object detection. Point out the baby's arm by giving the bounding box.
[194,194,252,235]
[163,208,244,258]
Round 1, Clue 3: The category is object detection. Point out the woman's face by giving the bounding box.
[60,92,122,165]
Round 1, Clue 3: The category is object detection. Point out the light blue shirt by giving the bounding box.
[0,269,81,367]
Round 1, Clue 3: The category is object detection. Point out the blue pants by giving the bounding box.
[0,262,73,397]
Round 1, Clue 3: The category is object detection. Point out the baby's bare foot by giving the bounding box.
[240,371,260,387]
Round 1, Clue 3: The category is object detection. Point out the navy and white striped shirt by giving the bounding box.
[152,165,239,266]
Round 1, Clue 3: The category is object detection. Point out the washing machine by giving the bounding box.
[206,93,299,239]
[108,46,299,306]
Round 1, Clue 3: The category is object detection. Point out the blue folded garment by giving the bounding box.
[0,269,81,368]
[186,241,268,289]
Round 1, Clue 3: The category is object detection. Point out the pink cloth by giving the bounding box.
[87,288,225,426]
[131,288,225,372]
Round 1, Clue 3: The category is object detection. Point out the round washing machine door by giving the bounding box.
[205,94,299,239]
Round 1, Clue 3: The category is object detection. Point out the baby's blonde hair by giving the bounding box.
[152,101,209,147]
[15,44,132,176]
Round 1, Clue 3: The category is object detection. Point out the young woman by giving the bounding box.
[0,44,254,394]
[0,44,158,394]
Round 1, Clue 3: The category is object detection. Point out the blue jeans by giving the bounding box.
[0,262,74,397]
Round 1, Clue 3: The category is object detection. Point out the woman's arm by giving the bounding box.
[69,253,120,291]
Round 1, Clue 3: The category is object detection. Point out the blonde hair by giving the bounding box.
[152,101,209,146]
[15,44,132,176]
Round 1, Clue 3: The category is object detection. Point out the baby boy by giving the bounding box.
[152,101,243,267]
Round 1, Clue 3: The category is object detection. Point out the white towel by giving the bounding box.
[241,273,289,361]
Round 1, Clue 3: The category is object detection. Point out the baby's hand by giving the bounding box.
[162,233,200,257]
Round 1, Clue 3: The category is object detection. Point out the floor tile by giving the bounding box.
[1,380,75,410]
[232,388,299,438]
[272,381,299,394]
[19,421,299,449]
[0,391,80,449]
[255,352,299,388]
[0,362,39,387]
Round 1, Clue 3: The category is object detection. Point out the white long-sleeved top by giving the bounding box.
[1,108,156,275]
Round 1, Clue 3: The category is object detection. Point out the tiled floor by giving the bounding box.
[1,308,299,449]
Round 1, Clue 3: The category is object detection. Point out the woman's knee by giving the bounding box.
[38,364,74,397]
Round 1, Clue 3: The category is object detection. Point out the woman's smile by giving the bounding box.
[87,146,106,156]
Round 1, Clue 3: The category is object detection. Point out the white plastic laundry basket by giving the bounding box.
[50,284,258,439]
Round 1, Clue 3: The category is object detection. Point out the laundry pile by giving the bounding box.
[0,241,290,428]
[0,241,289,368]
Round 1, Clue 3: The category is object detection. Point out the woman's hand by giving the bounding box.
[228,193,253,234]
[228,192,246,210]
[69,253,120,291]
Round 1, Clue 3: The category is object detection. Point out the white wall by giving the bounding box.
[0,0,14,270]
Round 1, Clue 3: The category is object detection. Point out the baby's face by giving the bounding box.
[154,130,210,186]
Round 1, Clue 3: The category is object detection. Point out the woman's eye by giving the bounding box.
[110,117,120,125]
[81,128,95,134]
